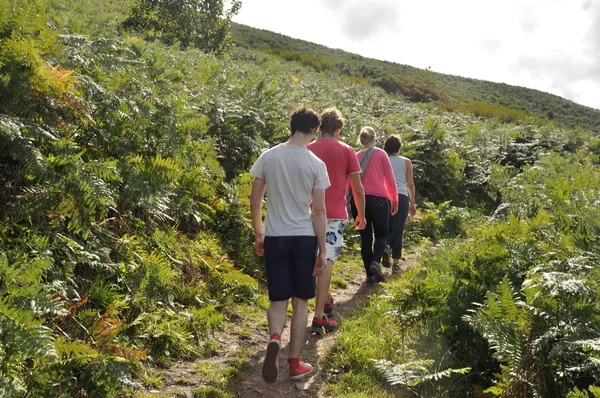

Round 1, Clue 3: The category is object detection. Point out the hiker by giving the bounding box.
[350,127,398,284]
[249,106,330,383]
[307,107,366,334]
[381,134,417,274]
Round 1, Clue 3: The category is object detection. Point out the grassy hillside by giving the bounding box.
[233,23,600,134]
[1,1,599,397]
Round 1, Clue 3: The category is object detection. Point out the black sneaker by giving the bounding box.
[311,316,337,334]
[392,263,401,275]
[369,262,386,283]
[324,300,334,318]
[382,247,391,268]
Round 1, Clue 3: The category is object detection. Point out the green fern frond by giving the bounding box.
[373,358,470,388]
[0,301,57,364]
[589,385,600,397]
[84,159,122,183]
[0,371,26,398]
[464,278,531,370]
[0,115,49,179]
[573,338,600,352]
[539,271,590,298]
[54,338,100,367]
[28,295,68,317]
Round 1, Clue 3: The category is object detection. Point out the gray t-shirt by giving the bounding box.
[250,143,330,237]
[389,155,409,196]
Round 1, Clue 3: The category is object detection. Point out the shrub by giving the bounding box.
[123,0,241,55]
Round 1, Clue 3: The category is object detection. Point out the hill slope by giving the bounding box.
[232,23,600,133]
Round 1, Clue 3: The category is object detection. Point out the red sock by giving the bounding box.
[270,332,281,341]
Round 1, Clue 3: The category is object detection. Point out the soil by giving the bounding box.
[149,256,416,398]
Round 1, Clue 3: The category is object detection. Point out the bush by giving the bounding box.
[123,0,241,54]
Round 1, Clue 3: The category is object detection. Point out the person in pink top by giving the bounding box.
[307,108,366,334]
[350,126,398,283]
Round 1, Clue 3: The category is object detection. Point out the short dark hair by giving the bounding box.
[383,134,402,154]
[290,106,320,135]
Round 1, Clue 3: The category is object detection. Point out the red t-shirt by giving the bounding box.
[308,138,361,219]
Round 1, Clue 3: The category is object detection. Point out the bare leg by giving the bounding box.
[313,260,333,319]
[289,297,309,358]
[267,300,289,336]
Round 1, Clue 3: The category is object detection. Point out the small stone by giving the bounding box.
[294,381,309,391]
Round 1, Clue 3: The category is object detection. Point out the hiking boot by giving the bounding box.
[289,359,313,381]
[392,263,401,275]
[262,333,281,383]
[311,316,336,334]
[369,261,386,283]
[382,247,391,268]
[365,276,376,285]
[324,297,334,318]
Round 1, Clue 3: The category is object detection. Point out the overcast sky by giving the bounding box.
[233,0,600,111]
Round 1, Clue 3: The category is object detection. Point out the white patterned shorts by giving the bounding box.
[324,219,348,263]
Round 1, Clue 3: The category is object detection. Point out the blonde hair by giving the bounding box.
[358,126,376,146]
[319,107,345,136]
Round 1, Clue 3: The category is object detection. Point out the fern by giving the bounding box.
[0,299,57,395]
[0,115,50,180]
[463,279,535,396]
[129,309,199,365]
[372,358,470,388]
[0,371,26,398]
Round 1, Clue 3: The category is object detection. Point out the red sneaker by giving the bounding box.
[288,358,313,381]
[311,316,336,334]
[262,333,281,383]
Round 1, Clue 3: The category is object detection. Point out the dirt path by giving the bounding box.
[236,276,375,398]
[148,256,416,398]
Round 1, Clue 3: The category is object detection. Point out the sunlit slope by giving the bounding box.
[232,22,600,133]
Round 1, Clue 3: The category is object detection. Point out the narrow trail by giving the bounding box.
[235,274,376,398]
[149,255,417,398]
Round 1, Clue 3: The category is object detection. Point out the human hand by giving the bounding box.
[354,214,367,230]
[409,204,417,217]
[254,236,264,256]
[312,252,327,276]
[391,203,398,216]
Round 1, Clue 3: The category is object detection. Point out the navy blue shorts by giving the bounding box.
[264,236,317,301]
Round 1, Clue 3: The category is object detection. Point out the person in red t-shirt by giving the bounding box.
[308,108,366,333]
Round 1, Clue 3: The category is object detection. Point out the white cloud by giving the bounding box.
[233,0,600,110]
[320,0,401,41]
[520,7,539,34]
[583,1,600,70]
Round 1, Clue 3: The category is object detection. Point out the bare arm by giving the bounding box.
[348,173,366,230]
[406,159,417,217]
[311,188,327,276]
[382,153,399,215]
[250,177,267,256]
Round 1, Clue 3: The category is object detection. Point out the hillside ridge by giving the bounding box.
[232,22,600,133]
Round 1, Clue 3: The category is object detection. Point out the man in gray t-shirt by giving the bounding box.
[250,107,330,383]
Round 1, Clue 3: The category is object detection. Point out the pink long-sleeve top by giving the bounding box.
[357,148,398,207]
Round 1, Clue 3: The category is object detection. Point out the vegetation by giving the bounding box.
[1,0,599,396]
[123,0,241,54]
[232,23,600,134]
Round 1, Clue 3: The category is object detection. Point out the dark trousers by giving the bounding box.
[388,194,410,259]
[352,195,389,277]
